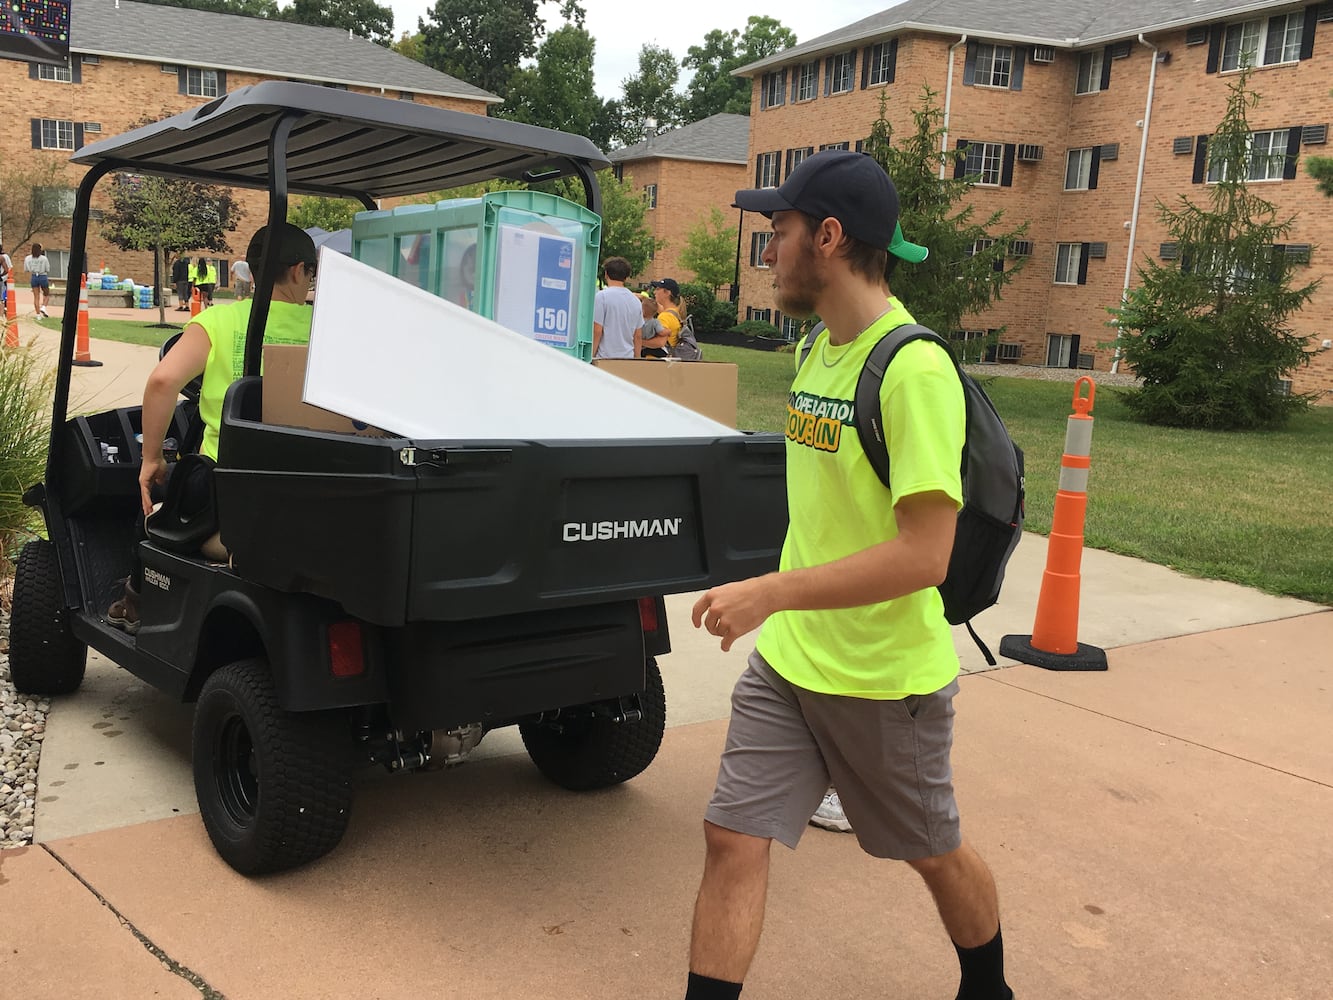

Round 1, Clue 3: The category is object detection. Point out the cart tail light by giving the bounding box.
[328,621,365,678]
[637,597,659,634]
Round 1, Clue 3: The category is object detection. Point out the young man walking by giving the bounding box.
[685,150,1014,1000]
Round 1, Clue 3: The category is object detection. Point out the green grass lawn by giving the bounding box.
[703,342,1333,605]
[36,314,182,348]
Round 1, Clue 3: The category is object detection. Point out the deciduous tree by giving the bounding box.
[419,0,544,100]
[593,170,656,276]
[614,44,682,146]
[679,206,736,295]
[681,17,797,121]
[502,25,617,149]
[282,0,394,45]
[0,160,73,252]
[288,196,359,233]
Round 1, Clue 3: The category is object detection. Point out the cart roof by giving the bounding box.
[71,82,611,200]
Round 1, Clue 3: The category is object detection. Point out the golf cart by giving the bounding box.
[8,83,787,875]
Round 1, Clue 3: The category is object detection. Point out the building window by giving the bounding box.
[1207,129,1290,182]
[746,306,773,324]
[964,141,1003,185]
[755,151,780,188]
[1222,13,1304,71]
[45,249,73,280]
[827,51,856,94]
[819,141,850,152]
[787,146,813,174]
[1075,50,1104,94]
[781,315,804,341]
[39,119,75,151]
[1065,147,1096,190]
[1054,243,1084,284]
[973,43,1014,88]
[794,60,818,102]
[33,187,76,217]
[966,239,995,257]
[866,41,896,86]
[1046,333,1077,367]
[399,91,415,101]
[761,70,786,109]
[38,63,72,83]
[750,231,772,267]
[187,67,219,98]
[644,183,658,209]
[950,330,994,364]
[161,64,179,73]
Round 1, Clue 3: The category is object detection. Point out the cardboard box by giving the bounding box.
[593,359,738,429]
[262,344,384,436]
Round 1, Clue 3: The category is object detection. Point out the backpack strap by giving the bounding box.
[794,322,824,373]
[854,323,956,489]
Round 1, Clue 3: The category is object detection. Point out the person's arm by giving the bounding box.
[592,321,604,358]
[139,323,211,515]
[633,322,643,359]
[691,490,957,651]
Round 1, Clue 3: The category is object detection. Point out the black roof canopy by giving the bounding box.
[71,82,610,201]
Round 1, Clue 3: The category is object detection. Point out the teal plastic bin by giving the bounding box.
[351,191,601,362]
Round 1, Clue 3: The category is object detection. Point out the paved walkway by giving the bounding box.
[2,307,1330,998]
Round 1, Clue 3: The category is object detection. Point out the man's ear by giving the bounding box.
[813,217,846,259]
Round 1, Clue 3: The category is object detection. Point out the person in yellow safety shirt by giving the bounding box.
[193,256,218,307]
[106,224,317,634]
[682,151,1014,1000]
[640,277,685,357]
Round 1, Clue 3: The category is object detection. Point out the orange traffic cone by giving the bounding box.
[3,272,17,349]
[190,286,202,317]
[72,274,103,368]
[1000,377,1106,671]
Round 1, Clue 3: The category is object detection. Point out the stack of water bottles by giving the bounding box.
[137,284,154,309]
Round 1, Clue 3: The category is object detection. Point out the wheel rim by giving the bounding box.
[215,713,259,827]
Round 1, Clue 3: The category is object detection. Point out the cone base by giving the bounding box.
[998,634,1108,672]
[72,359,104,368]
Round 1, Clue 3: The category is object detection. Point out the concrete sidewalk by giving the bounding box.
[4,309,1330,997]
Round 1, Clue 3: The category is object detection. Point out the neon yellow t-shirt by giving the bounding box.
[195,300,312,460]
[754,299,966,699]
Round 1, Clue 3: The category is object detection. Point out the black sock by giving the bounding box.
[954,925,1013,1000]
[685,971,742,1000]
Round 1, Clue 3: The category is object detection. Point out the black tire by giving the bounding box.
[8,539,87,696]
[192,659,353,875]
[520,657,666,791]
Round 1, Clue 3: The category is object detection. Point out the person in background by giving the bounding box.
[682,150,1013,1000]
[107,225,318,634]
[230,257,253,301]
[194,257,216,307]
[0,244,12,310]
[591,256,642,360]
[172,256,192,311]
[640,277,685,357]
[23,243,51,318]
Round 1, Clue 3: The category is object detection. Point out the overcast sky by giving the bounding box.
[384,1,897,100]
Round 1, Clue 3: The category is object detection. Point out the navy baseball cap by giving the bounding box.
[734,150,928,263]
[648,277,680,294]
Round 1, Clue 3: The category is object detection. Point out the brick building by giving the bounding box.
[608,113,749,289]
[0,0,496,293]
[733,0,1333,398]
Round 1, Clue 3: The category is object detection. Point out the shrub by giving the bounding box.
[730,320,780,339]
[0,342,55,576]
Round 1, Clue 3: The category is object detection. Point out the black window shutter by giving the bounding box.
[888,39,898,83]
[824,57,833,96]
[217,70,227,93]
[74,123,84,150]
[1068,334,1081,369]
[750,233,759,266]
[954,139,968,179]
[1001,144,1017,186]
[71,59,81,84]
[1101,46,1113,90]
[785,148,794,175]
[1301,5,1319,59]
[861,47,872,89]
[1078,244,1090,284]
[30,119,41,149]
[1010,46,1025,90]
[1206,25,1224,73]
[28,62,38,79]
[1192,135,1210,183]
[1088,149,1101,189]
[178,67,188,95]
[755,158,762,186]
[1284,128,1302,179]
[963,41,978,85]
[993,254,1005,274]
[781,69,787,105]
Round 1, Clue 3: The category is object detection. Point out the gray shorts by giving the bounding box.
[705,651,961,860]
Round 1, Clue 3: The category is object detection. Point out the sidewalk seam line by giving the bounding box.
[41,844,228,1000]
[977,673,1333,791]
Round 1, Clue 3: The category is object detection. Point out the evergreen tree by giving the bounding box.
[1112,71,1318,430]
[860,88,1027,351]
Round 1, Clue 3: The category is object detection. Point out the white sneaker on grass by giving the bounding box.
[809,788,853,833]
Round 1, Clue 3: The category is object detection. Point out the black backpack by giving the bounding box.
[797,322,1025,665]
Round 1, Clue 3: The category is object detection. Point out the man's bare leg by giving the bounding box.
[908,840,1000,946]
[688,822,772,983]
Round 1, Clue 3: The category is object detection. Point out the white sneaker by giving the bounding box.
[809,788,853,833]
